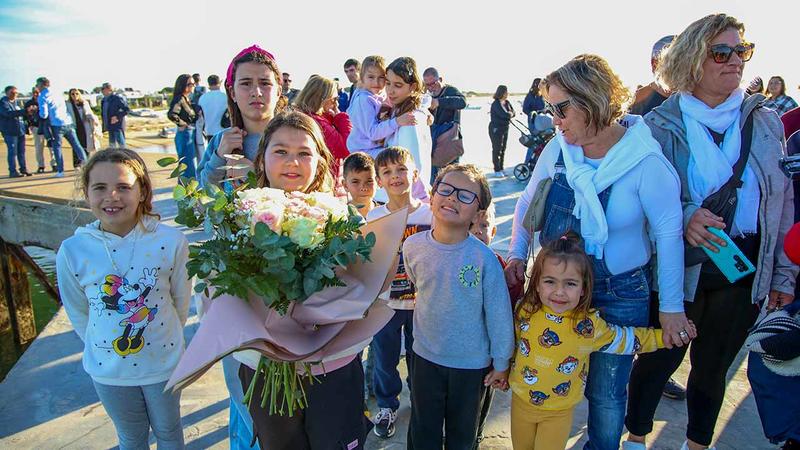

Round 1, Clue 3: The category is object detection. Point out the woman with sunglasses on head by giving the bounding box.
[505,54,687,450]
[766,75,798,116]
[168,74,198,179]
[624,14,797,450]
[66,89,101,156]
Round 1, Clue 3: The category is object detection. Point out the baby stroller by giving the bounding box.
[511,112,555,182]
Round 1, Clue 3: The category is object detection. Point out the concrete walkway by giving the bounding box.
[0,165,777,449]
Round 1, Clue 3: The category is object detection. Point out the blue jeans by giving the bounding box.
[748,344,800,444]
[175,128,196,179]
[92,380,184,450]
[3,133,26,175]
[51,125,87,173]
[109,129,126,147]
[222,356,259,450]
[372,309,414,410]
[583,269,650,450]
[539,151,652,450]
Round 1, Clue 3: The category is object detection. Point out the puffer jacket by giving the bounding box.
[645,93,798,302]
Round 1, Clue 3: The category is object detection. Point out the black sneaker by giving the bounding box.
[373,407,396,439]
[662,377,686,400]
[36,167,45,174]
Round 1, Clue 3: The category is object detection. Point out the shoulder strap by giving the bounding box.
[731,110,755,188]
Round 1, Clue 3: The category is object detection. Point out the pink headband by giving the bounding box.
[225,45,276,89]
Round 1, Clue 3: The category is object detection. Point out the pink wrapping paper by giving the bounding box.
[166,207,408,391]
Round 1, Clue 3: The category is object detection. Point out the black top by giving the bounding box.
[431,85,467,126]
[490,99,514,127]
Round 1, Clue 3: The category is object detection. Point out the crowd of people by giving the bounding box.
[23,10,797,450]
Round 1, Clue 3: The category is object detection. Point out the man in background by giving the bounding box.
[100,82,129,147]
[342,58,360,111]
[281,72,299,105]
[198,74,228,139]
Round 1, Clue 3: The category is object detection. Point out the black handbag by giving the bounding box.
[685,111,755,266]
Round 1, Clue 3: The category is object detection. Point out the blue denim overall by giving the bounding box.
[539,151,651,450]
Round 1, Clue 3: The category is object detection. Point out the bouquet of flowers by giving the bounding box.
[169,169,382,415]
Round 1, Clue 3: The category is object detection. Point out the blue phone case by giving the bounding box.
[702,227,756,283]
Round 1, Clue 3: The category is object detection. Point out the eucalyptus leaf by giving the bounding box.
[157,156,178,167]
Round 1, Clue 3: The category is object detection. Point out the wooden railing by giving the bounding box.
[0,196,94,350]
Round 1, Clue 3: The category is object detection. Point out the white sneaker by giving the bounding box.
[622,441,646,450]
[681,440,715,450]
[373,407,396,439]
[494,171,505,178]
[55,172,65,178]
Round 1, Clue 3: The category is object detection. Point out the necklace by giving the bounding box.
[100,224,139,279]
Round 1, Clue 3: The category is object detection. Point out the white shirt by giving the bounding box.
[198,89,228,137]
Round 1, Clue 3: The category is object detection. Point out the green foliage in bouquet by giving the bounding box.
[157,156,375,315]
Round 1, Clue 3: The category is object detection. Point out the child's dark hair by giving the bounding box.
[253,111,334,193]
[432,163,491,211]
[79,148,160,221]
[515,231,593,321]
[343,152,375,177]
[374,146,415,172]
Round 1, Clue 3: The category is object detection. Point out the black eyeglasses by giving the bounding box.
[434,181,479,205]
[708,42,755,64]
[545,99,571,119]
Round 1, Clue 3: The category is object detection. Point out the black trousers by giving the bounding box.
[489,124,509,172]
[625,278,759,446]
[408,353,490,450]
[239,357,369,450]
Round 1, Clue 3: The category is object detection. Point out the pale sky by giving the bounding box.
[1,0,797,97]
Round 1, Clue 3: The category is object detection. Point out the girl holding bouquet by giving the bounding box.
[237,111,371,450]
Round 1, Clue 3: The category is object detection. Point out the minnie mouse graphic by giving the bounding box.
[94,268,159,356]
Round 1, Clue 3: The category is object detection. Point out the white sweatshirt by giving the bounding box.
[56,216,191,386]
[508,125,685,313]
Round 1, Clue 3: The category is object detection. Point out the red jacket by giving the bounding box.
[782,107,800,140]
[311,112,352,176]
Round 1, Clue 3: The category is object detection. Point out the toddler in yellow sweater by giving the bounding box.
[508,233,695,450]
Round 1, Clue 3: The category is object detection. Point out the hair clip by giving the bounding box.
[560,235,569,240]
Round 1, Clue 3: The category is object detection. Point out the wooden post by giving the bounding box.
[0,239,36,349]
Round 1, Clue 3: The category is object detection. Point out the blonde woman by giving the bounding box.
[625,14,796,450]
[505,54,687,450]
[294,74,352,176]
[67,89,101,155]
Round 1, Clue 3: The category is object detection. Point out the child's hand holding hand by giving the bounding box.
[484,368,510,391]
[396,112,417,127]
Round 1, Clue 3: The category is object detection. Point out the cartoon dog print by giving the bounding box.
[552,380,572,396]
[573,317,595,338]
[538,328,562,348]
[519,338,531,357]
[518,317,530,332]
[529,390,550,406]
[556,356,579,375]
[521,366,539,385]
[545,312,563,324]
[96,268,159,356]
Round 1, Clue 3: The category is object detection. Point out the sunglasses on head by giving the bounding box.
[434,181,479,205]
[708,42,754,64]
[544,99,571,119]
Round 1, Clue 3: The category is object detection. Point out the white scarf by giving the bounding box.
[558,115,674,258]
[679,89,759,236]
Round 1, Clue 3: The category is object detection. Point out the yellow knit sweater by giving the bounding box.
[509,305,663,410]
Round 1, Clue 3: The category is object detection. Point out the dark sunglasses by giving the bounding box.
[434,181,479,205]
[708,42,755,64]
[544,99,571,119]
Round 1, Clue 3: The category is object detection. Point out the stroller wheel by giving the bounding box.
[513,163,531,182]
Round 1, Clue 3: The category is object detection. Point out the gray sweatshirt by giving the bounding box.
[403,231,514,371]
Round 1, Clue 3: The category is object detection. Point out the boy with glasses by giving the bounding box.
[366,146,432,439]
[403,163,514,449]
